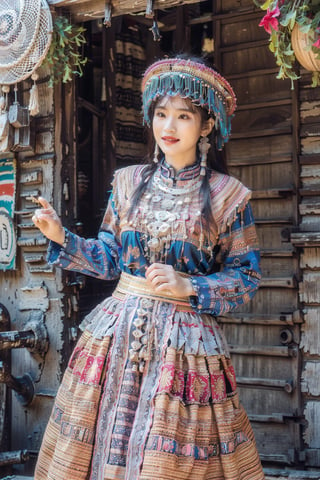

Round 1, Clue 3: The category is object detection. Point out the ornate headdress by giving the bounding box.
[141,58,237,149]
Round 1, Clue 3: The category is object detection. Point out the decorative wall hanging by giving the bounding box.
[0,0,52,153]
[0,0,52,85]
[0,156,16,270]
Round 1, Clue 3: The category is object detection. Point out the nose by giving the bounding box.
[164,115,176,132]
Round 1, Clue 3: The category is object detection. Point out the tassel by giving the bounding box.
[103,2,112,27]
[146,0,154,18]
[150,19,161,42]
[29,73,39,116]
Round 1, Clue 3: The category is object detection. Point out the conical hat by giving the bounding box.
[0,0,52,84]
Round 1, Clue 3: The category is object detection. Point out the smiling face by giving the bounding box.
[152,95,214,173]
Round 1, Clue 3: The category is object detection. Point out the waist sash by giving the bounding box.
[113,272,194,312]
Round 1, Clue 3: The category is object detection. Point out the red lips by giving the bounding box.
[161,136,179,143]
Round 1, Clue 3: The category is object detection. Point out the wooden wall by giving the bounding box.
[0,70,78,476]
[292,80,320,469]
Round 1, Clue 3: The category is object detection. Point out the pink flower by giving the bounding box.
[313,37,320,49]
[259,7,281,34]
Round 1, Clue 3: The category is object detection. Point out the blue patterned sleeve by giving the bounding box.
[47,193,121,280]
[189,203,261,315]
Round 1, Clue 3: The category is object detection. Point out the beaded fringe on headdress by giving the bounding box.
[142,73,233,149]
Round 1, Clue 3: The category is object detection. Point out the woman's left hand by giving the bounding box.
[145,263,195,297]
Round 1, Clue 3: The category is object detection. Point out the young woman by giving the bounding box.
[33,57,265,480]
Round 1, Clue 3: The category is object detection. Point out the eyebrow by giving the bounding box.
[155,105,193,112]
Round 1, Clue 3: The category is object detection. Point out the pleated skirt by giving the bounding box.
[35,275,265,480]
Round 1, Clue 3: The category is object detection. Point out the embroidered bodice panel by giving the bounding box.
[48,161,261,315]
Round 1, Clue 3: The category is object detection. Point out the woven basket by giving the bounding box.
[291,23,320,72]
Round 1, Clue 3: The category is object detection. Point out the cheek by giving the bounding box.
[152,119,162,137]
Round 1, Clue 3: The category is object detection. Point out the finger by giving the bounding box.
[146,269,167,283]
[154,282,171,292]
[37,197,52,209]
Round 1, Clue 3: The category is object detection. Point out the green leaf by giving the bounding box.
[260,0,274,11]
[298,23,311,34]
[280,10,296,27]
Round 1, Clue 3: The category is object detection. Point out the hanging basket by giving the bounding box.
[291,23,320,72]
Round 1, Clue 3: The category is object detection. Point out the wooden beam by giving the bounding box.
[254,217,294,225]
[236,98,292,110]
[229,344,297,356]
[260,248,294,257]
[260,277,296,288]
[220,311,301,325]
[228,154,292,167]
[252,188,294,199]
[231,127,292,140]
[299,154,320,165]
[249,414,294,423]
[237,376,294,392]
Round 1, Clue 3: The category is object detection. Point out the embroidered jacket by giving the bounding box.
[48,161,261,316]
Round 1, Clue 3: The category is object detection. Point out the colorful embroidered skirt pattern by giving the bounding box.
[35,288,265,480]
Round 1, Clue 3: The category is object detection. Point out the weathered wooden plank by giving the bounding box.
[221,15,267,46]
[299,273,320,305]
[300,248,320,269]
[300,185,320,196]
[304,401,320,448]
[18,284,49,312]
[251,197,294,221]
[231,73,291,105]
[291,232,320,246]
[300,308,320,355]
[301,362,320,396]
[17,236,48,247]
[301,123,320,137]
[300,201,320,215]
[300,101,320,124]
[301,136,320,155]
[265,468,320,479]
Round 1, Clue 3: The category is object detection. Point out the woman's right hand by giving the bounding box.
[32,197,65,245]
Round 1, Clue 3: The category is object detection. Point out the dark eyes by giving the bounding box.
[154,111,191,120]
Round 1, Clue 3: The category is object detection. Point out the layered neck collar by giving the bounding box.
[159,158,201,185]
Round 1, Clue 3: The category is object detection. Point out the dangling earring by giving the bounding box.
[153,142,160,163]
[199,136,211,176]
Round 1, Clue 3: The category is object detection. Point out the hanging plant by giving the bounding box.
[43,16,87,87]
[254,0,320,88]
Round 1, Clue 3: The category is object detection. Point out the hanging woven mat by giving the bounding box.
[0,0,52,85]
